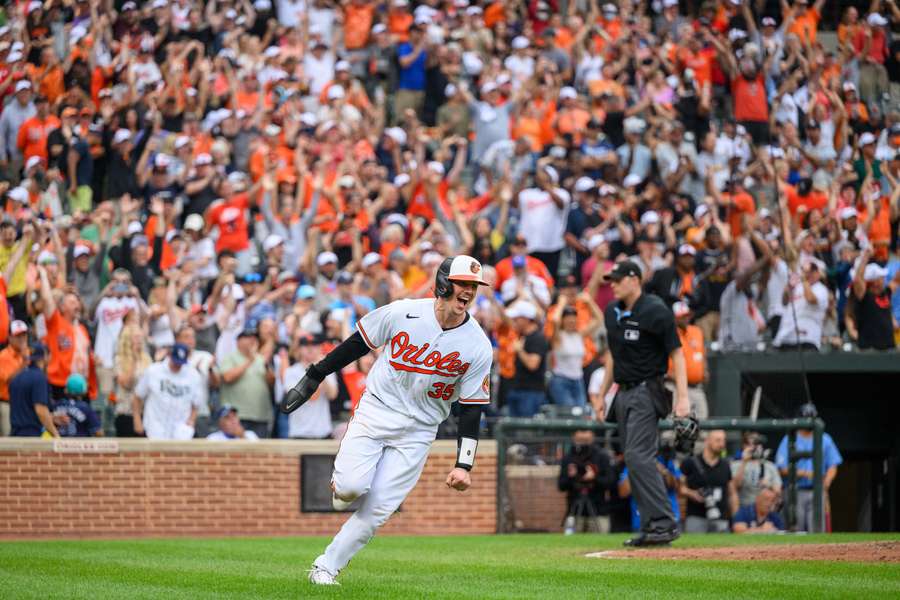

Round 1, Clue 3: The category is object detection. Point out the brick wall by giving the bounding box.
[0,439,496,539]
[505,465,568,533]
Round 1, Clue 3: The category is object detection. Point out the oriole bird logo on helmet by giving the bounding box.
[435,255,489,298]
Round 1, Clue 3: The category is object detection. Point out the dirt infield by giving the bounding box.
[587,541,900,563]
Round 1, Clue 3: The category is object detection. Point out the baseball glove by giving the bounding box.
[673,415,700,454]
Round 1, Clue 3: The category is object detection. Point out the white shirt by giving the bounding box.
[188,349,216,417]
[499,273,551,307]
[303,52,335,96]
[587,367,617,418]
[356,298,493,426]
[552,331,585,379]
[764,259,789,319]
[504,54,535,85]
[184,236,218,280]
[207,429,260,441]
[773,280,829,349]
[276,0,306,27]
[94,296,139,368]
[282,362,336,438]
[135,361,204,440]
[517,187,569,253]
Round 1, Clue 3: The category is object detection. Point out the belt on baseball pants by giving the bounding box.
[618,377,662,392]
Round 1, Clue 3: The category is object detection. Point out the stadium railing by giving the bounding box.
[494,417,827,534]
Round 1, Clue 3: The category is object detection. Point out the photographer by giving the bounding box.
[730,432,782,508]
[557,430,616,534]
[680,430,739,533]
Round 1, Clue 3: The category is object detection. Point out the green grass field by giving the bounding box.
[0,533,898,599]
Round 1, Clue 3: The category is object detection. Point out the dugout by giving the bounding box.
[707,350,900,533]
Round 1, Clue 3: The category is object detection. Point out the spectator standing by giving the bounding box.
[731,432,783,508]
[280,335,339,439]
[505,301,549,418]
[558,430,617,534]
[773,261,829,351]
[16,94,59,167]
[176,325,219,438]
[51,374,102,437]
[219,325,275,438]
[850,252,898,350]
[548,292,603,408]
[619,451,682,535]
[9,344,58,437]
[395,23,428,120]
[499,255,552,310]
[114,318,152,437]
[645,244,698,308]
[667,302,708,419]
[206,405,259,441]
[0,81,36,184]
[732,487,784,534]
[0,321,31,435]
[516,165,571,278]
[680,429,739,533]
[133,344,203,440]
[775,403,842,532]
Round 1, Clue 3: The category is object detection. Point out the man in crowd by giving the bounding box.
[732,487,784,534]
[219,324,275,438]
[206,405,259,441]
[731,432,783,509]
[505,301,548,418]
[9,344,57,437]
[680,429,739,533]
[558,429,617,534]
[133,344,203,440]
[0,320,30,435]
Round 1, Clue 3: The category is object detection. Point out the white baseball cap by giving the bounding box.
[859,132,877,146]
[14,80,31,93]
[73,244,92,258]
[335,60,351,72]
[263,234,284,252]
[127,221,144,236]
[184,213,204,231]
[506,301,537,320]
[385,127,407,145]
[393,173,411,187]
[839,206,858,220]
[694,204,710,220]
[512,36,529,50]
[7,187,29,203]
[677,243,696,256]
[10,320,28,336]
[624,173,643,188]
[317,251,339,266]
[587,233,606,251]
[640,210,660,225]
[194,153,213,166]
[574,176,595,193]
[558,86,578,100]
[263,46,281,58]
[672,301,691,317]
[362,252,382,268]
[427,161,445,175]
[445,254,489,286]
[174,135,190,150]
[868,13,888,27]
[113,129,132,145]
[25,156,43,171]
[864,262,887,281]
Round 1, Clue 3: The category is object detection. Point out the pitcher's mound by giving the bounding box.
[587,541,900,563]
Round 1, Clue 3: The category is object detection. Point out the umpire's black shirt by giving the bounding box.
[604,293,681,384]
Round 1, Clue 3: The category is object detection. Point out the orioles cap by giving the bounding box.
[446,255,489,286]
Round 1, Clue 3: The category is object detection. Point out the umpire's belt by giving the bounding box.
[618,379,649,391]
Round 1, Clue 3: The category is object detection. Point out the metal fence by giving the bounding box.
[494,417,827,534]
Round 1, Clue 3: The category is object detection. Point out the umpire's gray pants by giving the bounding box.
[614,385,677,533]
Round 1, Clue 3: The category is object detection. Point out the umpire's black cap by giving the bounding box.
[603,260,642,282]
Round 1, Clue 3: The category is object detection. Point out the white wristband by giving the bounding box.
[456,437,478,469]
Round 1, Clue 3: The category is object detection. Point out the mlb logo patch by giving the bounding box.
[624,329,640,341]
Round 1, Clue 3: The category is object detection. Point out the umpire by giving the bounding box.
[593,260,690,546]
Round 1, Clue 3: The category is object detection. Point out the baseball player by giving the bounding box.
[281,255,493,586]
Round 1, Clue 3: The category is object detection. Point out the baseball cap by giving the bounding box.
[14,80,31,93]
[362,252,382,268]
[864,262,887,281]
[317,251,339,267]
[511,254,526,269]
[694,204,710,219]
[7,187,29,204]
[868,13,888,26]
[624,174,643,188]
[130,234,149,249]
[506,301,538,320]
[29,343,47,362]
[512,36,529,50]
[839,206,858,220]
[170,343,190,365]
[640,210,660,225]
[113,129,132,145]
[384,127,407,145]
[336,270,354,285]
[112,282,131,294]
[10,320,28,336]
[445,255,489,286]
[603,260,642,281]
[677,243,696,256]
[214,404,238,421]
[65,373,88,396]
[263,233,284,252]
[73,244,92,259]
[194,153,213,166]
[859,132,877,146]
[237,324,259,338]
[295,284,316,300]
[574,176,595,193]
[672,301,691,317]
[184,213,204,231]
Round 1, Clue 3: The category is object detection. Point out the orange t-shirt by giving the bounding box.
[0,345,26,401]
[867,196,892,245]
[668,324,705,385]
[723,191,755,236]
[496,322,518,379]
[45,309,92,389]
[494,255,554,290]
[27,64,65,103]
[206,194,250,252]
[407,180,452,222]
[732,75,768,122]
[786,187,827,217]
[512,116,544,151]
[145,216,176,271]
[484,2,505,28]
[679,48,713,89]
[388,11,413,42]
[556,107,591,145]
[17,115,60,163]
[788,8,820,45]
[343,4,375,50]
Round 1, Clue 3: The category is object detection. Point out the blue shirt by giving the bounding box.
[620,457,681,532]
[9,365,51,437]
[51,397,102,437]
[775,432,842,489]
[397,43,426,91]
[330,296,376,330]
[733,503,784,530]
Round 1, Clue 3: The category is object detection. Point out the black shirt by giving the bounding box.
[512,329,550,390]
[557,444,617,515]
[856,289,895,350]
[604,293,680,384]
[680,454,733,520]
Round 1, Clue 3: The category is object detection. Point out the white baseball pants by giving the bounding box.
[314,393,438,575]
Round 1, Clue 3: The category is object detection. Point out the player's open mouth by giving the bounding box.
[456,294,472,308]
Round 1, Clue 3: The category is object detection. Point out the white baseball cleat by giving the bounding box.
[332,493,354,511]
[308,565,339,586]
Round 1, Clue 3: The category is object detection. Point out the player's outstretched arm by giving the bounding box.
[279,331,371,414]
[446,403,483,491]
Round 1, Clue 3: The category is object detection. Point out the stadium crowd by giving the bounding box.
[0,0,899,442]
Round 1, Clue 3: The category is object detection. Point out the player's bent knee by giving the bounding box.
[332,479,368,502]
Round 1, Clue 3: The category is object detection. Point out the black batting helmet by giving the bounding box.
[435,255,488,298]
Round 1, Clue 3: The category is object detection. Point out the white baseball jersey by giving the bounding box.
[356,298,492,426]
